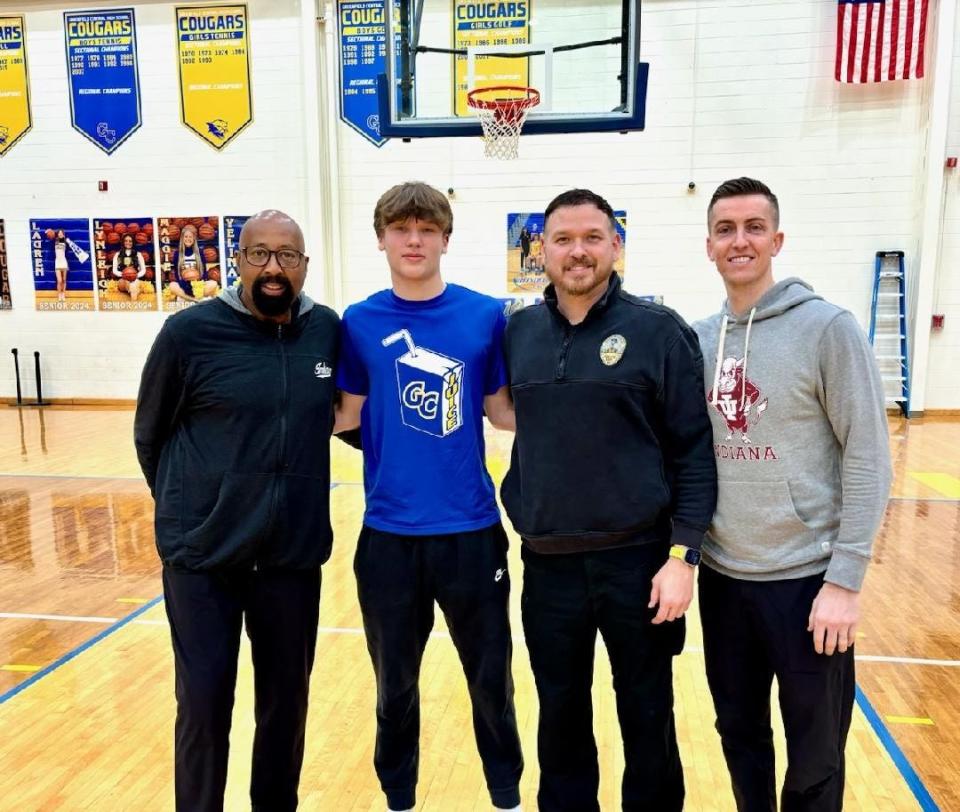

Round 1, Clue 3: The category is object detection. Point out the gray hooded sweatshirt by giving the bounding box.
[693,278,891,591]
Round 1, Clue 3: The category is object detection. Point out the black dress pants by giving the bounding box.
[521,543,685,812]
[163,566,321,812]
[699,566,855,812]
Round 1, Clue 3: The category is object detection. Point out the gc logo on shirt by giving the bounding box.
[382,329,464,438]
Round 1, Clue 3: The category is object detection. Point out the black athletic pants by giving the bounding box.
[521,543,685,812]
[699,566,856,812]
[353,522,523,811]
[162,566,321,812]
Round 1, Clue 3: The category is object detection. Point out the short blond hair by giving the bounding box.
[373,182,453,237]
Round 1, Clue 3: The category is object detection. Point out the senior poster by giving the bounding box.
[505,211,627,295]
[93,218,157,311]
[64,8,142,153]
[29,218,95,311]
[222,214,249,288]
[175,5,252,149]
[0,16,32,156]
[0,219,11,310]
[158,216,221,311]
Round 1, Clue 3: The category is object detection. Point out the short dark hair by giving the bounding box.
[544,189,619,233]
[374,181,453,237]
[708,177,780,228]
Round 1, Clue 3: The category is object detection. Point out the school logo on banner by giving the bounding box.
[29,219,95,311]
[64,9,142,154]
[93,218,158,311]
[176,5,252,149]
[0,219,11,310]
[0,16,32,157]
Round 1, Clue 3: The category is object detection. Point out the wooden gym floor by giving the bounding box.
[0,407,956,810]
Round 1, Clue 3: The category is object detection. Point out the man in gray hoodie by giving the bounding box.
[693,178,891,811]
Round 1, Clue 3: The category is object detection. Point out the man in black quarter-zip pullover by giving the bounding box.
[501,189,717,812]
[134,210,339,812]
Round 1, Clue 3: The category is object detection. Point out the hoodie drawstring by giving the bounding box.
[710,315,728,405]
[740,307,756,408]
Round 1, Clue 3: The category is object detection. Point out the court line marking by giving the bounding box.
[855,686,940,811]
[886,716,935,726]
[0,595,164,706]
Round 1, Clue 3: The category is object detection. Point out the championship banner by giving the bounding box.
[506,210,626,294]
[176,5,252,149]
[64,8,142,154]
[222,214,249,288]
[453,1,530,116]
[0,219,10,310]
[337,1,403,147]
[29,218,95,311]
[158,216,221,311]
[0,16,32,156]
[93,218,157,311]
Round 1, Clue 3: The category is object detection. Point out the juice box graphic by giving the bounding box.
[382,329,464,438]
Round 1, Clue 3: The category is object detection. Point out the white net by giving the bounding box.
[468,88,539,160]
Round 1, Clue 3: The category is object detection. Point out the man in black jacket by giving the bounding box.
[502,189,717,812]
[134,210,340,812]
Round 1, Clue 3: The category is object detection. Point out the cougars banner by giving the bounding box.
[29,218,95,311]
[93,218,157,311]
[176,5,252,149]
[0,16,32,156]
[158,216,222,311]
[64,8,142,153]
[0,219,10,310]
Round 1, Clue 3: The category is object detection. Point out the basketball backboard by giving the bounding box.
[372,0,646,138]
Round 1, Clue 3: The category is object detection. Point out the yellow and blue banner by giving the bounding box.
[93,218,158,311]
[0,16,32,156]
[29,218,95,312]
[64,8,142,154]
[176,5,252,149]
[337,1,403,147]
[453,0,530,116]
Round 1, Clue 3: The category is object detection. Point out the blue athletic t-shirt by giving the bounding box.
[338,284,507,534]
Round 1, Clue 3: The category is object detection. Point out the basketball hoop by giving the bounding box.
[467,86,540,160]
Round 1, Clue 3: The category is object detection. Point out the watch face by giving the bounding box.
[685,548,702,566]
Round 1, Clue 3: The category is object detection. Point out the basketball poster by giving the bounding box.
[0,219,11,310]
[453,1,530,116]
[222,214,249,288]
[93,218,157,311]
[29,218,95,311]
[0,16,32,157]
[175,5,252,149]
[157,216,221,312]
[506,210,626,295]
[64,8,142,154]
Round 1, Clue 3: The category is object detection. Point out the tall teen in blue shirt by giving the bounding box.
[335,182,522,812]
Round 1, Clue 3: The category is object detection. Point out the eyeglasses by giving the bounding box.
[241,246,304,269]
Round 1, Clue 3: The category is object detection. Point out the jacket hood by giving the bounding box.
[721,277,821,323]
[218,284,315,317]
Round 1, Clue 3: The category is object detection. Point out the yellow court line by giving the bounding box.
[115,598,151,605]
[1,664,42,672]
[908,472,960,498]
[884,715,935,726]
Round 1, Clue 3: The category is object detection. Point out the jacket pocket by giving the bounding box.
[182,472,274,565]
[708,480,817,571]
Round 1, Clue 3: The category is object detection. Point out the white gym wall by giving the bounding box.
[0,0,958,411]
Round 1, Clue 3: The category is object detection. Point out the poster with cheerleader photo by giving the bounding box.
[157,216,221,312]
[29,218,95,311]
[93,218,158,311]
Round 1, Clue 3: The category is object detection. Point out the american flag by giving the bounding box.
[835,0,929,84]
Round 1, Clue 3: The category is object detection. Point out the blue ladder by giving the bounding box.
[868,251,910,418]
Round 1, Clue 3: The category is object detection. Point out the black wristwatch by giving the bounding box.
[669,545,701,567]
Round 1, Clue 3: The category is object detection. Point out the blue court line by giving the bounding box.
[0,594,164,706]
[855,685,940,811]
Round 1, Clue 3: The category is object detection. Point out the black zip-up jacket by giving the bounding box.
[501,273,717,554]
[134,292,340,570]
